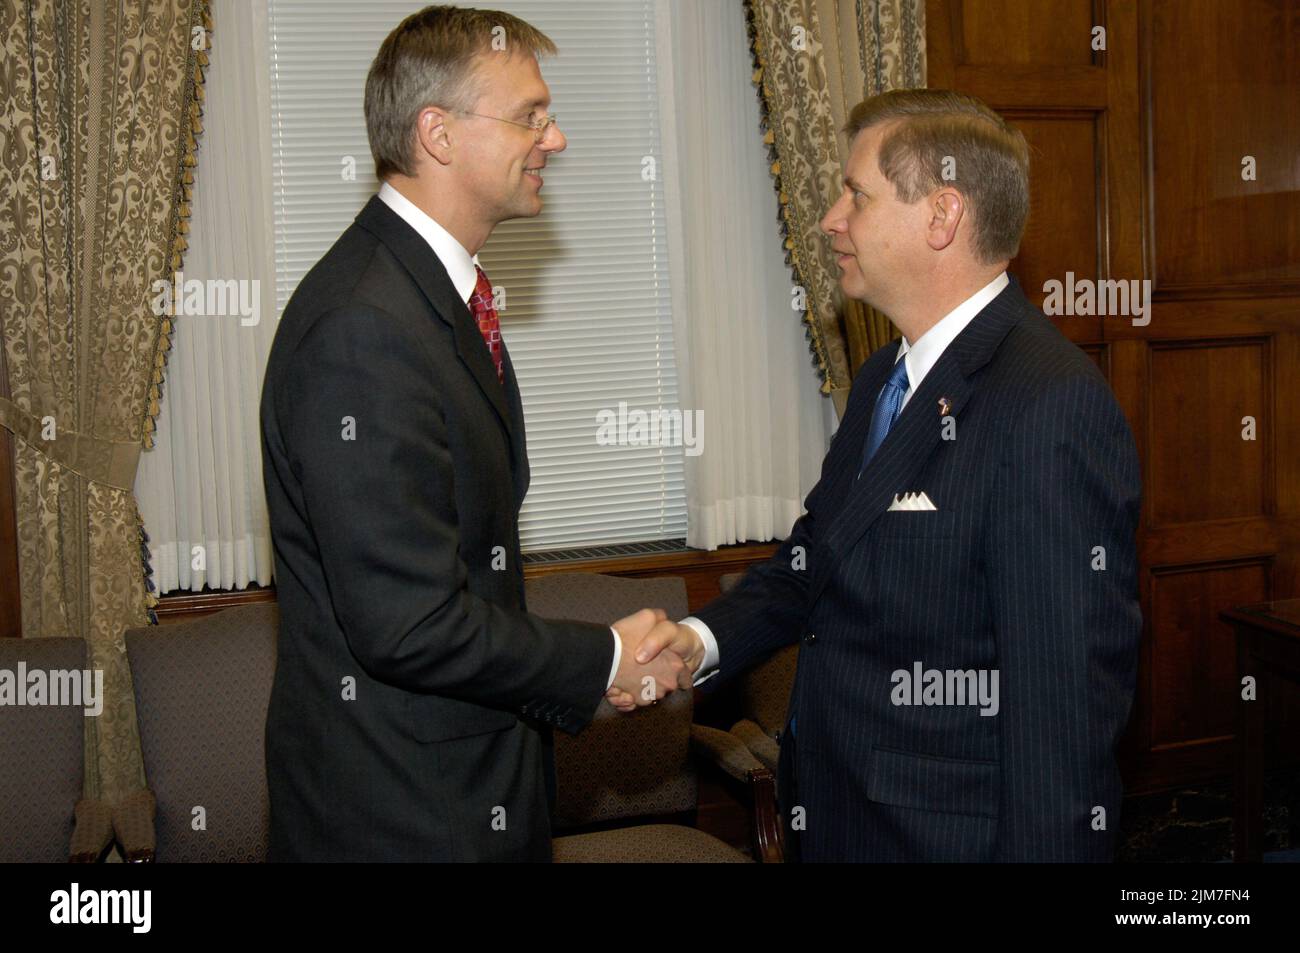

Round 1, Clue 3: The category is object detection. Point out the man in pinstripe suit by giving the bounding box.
[621,89,1142,862]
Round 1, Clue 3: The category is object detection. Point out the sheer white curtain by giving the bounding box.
[658,0,835,551]
[134,0,277,593]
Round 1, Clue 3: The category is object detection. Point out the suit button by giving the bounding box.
[803,632,817,644]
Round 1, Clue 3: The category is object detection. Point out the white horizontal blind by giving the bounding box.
[267,0,685,551]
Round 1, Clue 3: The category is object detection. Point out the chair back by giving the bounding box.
[125,604,278,862]
[525,572,696,828]
[0,637,88,862]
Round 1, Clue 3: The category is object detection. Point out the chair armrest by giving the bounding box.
[69,798,114,863]
[730,718,780,773]
[689,723,764,783]
[689,725,784,863]
[111,789,157,863]
[747,767,783,864]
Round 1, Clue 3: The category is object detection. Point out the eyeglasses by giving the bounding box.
[459,111,558,144]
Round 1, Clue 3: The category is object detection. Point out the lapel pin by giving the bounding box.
[938,396,952,416]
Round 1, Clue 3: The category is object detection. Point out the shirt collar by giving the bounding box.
[895,271,1010,392]
[377,182,481,304]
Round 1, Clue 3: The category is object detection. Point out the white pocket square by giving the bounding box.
[887,491,937,512]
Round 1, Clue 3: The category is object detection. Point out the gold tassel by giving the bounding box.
[771,160,781,175]
[763,129,774,146]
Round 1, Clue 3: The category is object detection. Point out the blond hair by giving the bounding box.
[845,89,1030,264]
[365,5,557,180]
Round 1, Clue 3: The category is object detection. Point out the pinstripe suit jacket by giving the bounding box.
[695,277,1142,862]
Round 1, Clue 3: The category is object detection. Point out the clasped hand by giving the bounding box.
[605,608,706,713]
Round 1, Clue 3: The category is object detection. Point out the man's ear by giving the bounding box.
[925,187,965,252]
[414,106,455,167]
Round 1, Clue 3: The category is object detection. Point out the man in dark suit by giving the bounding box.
[260,6,687,862]
[625,89,1142,861]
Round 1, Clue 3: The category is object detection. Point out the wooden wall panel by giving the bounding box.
[1007,112,1103,336]
[1148,560,1270,747]
[1147,340,1269,526]
[958,0,1099,67]
[1146,0,1300,293]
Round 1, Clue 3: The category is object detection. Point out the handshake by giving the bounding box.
[605,608,706,713]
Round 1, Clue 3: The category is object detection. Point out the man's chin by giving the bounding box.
[838,273,867,302]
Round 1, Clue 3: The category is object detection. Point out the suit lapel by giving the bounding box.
[809,279,1027,605]
[354,196,514,446]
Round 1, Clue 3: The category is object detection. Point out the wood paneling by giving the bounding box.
[1148,560,1270,747]
[1147,339,1269,526]
[1007,111,1104,340]
[1146,0,1300,293]
[958,0,1101,67]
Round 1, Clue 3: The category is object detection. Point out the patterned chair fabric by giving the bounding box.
[125,603,278,862]
[0,637,90,862]
[528,572,748,862]
[553,823,749,863]
[525,573,697,826]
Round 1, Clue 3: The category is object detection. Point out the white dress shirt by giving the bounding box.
[682,271,1010,684]
[378,183,625,691]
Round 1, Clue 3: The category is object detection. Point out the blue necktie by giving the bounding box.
[859,356,910,477]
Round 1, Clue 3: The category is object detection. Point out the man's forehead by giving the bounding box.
[471,50,549,106]
[845,127,884,180]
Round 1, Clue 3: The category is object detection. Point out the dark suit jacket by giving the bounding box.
[259,195,614,861]
[695,277,1142,862]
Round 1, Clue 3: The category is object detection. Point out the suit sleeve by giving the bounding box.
[987,372,1142,861]
[273,305,613,729]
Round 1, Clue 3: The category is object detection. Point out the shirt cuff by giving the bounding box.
[606,626,622,691]
[680,615,720,687]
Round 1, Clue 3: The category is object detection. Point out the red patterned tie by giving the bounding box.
[468,265,503,384]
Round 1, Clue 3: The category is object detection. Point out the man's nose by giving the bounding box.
[542,125,567,153]
[820,199,845,236]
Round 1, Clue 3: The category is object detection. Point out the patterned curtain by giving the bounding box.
[0,0,211,802]
[744,0,926,393]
